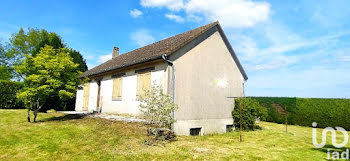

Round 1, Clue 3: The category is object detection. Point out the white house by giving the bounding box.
[75,21,248,135]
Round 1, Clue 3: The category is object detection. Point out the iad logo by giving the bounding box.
[312,122,348,148]
[312,122,349,160]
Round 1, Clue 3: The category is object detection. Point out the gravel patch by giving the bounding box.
[90,113,148,123]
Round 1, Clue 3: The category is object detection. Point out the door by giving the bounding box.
[83,83,90,111]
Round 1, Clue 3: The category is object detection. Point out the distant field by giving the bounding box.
[0,109,348,160]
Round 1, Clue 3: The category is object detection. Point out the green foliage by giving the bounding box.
[248,97,350,130]
[294,98,350,130]
[232,98,267,130]
[0,66,12,80]
[16,45,83,111]
[63,48,88,72]
[0,42,12,80]
[6,28,88,80]
[252,97,296,124]
[0,80,24,109]
[139,85,178,129]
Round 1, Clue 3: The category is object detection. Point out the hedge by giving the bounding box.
[251,97,296,125]
[0,80,24,109]
[237,97,350,130]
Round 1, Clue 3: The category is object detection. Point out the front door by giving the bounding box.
[83,83,90,111]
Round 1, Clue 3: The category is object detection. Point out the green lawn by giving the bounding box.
[0,109,348,160]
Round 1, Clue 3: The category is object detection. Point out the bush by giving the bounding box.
[248,97,350,130]
[139,85,178,129]
[232,98,267,130]
[0,80,24,109]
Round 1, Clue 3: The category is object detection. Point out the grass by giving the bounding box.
[0,109,349,160]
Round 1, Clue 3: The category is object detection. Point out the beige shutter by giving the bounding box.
[136,73,143,98]
[112,77,122,100]
[143,72,151,92]
[137,71,151,98]
[83,83,90,111]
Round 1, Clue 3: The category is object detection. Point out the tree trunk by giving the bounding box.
[33,99,40,123]
[33,109,38,122]
[27,109,31,122]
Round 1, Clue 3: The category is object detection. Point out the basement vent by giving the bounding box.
[190,128,201,136]
[226,125,234,132]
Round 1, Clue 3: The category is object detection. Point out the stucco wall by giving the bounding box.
[75,62,169,115]
[171,30,244,134]
[75,88,83,111]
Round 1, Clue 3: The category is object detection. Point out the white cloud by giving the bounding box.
[130,9,143,18]
[185,0,270,28]
[335,48,350,62]
[140,0,270,28]
[97,54,112,63]
[165,14,184,22]
[141,0,184,11]
[230,21,350,71]
[130,29,155,47]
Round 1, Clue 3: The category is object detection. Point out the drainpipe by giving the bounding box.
[162,54,175,129]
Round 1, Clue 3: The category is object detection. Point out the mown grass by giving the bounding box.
[0,109,349,160]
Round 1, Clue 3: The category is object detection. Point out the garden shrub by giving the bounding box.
[232,98,267,130]
[0,80,24,109]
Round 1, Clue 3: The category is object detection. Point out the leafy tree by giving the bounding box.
[7,28,87,80]
[139,85,178,129]
[63,48,88,72]
[232,98,267,130]
[16,45,84,122]
[0,42,12,80]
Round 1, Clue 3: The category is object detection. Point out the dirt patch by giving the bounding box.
[271,103,288,116]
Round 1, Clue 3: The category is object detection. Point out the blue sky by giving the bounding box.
[1,0,349,98]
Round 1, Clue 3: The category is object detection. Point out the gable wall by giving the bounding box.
[171,29,245,134]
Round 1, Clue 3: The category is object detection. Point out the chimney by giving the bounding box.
[112,46,119,58]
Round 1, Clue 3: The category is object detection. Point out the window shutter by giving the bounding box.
[143,72,151,92]
[83,83,90,110]
[113,77,122,100]
[137,73,144,98]
[137,71,151,98]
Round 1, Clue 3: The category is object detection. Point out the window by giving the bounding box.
[226,125,234,132]
[112,77,122,100]
[136,71,151,98]
[190,128,202,136]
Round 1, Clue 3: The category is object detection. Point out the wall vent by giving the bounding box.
[226,125,234,132]
[190,128,201,136]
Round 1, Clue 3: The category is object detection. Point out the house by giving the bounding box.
[75,21,248,135]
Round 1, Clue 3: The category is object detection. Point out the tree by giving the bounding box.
[139,85,178,129]
[6,28,87,80]
[63,48,88,72]
[0,42,12,80]
[16,45,84,122]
